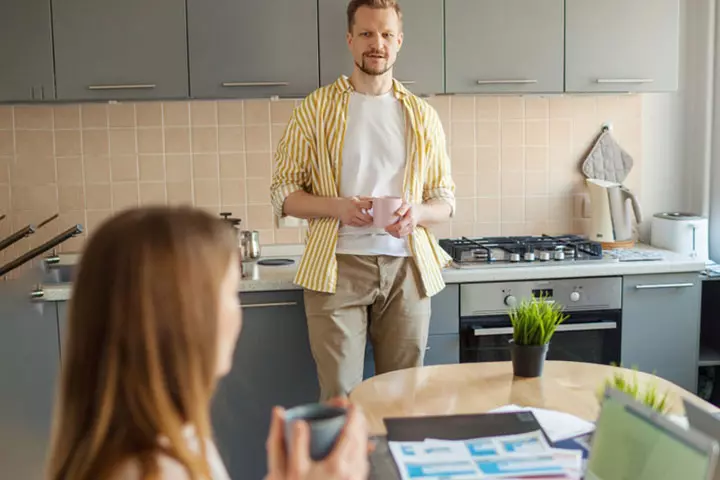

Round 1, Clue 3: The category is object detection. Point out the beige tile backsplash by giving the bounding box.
[0,94,642,265]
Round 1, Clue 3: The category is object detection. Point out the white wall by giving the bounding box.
[639,0,715,246]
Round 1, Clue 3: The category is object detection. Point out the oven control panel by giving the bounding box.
[460,277,622,316]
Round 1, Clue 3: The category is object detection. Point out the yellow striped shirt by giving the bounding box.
[270,76,455,296]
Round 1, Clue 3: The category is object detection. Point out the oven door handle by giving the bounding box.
[473,321,617,336]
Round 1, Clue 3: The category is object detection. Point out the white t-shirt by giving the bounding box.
[336,91,412,257]
[110,426,230,480]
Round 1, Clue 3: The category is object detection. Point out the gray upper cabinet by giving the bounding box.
[51,0,189,101]
[445,0,564,94]
[0,0,55,102]
[187,0,319,99]
[318,0,444,95]
[565,0,680,93]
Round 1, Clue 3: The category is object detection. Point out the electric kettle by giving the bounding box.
[585,179,643,243]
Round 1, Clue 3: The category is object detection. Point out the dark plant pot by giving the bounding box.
[509,339,549,378]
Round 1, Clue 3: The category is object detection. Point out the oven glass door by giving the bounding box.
[460,311,621,365]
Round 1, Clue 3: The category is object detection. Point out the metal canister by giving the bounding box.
[240,230,261,261]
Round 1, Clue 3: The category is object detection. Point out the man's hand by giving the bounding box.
[385,202,421,238]
[336,196,373,227]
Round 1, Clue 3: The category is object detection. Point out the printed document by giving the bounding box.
[388,430,582,479]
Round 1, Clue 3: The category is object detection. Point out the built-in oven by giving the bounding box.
[459,276,622,365]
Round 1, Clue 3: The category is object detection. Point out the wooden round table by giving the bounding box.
[349,361,718,435]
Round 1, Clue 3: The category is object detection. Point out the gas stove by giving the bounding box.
[439,234,608,267]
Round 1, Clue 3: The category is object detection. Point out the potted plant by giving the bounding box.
[597,365,671,414]
[508,294,568,377]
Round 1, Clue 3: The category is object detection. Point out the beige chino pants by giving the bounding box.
[304,254,431,401]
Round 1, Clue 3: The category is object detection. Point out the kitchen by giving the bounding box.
[1,0,719,479]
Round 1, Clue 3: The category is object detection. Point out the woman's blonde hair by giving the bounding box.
[47,206,237,480]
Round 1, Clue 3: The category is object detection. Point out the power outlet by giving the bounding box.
[581,194,592,218]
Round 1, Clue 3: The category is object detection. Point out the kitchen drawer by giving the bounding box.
[239,289,303,308]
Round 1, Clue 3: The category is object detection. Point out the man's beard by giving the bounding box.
[356,54,393,76]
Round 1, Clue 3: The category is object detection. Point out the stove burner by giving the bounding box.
[438,234,603,266]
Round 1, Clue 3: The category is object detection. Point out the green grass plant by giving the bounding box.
[508,294,569,346]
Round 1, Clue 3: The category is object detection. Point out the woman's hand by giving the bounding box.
[265,399,370,480]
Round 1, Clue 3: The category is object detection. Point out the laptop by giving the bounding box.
[585,387,719,480]
[684,399,720,480]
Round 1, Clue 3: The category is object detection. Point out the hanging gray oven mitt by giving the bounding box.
[581,129,634,183]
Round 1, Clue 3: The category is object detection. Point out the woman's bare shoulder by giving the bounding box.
[109,455,192,480]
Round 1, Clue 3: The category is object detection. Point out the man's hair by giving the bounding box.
[347,0,402,32]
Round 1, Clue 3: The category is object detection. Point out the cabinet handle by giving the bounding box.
[634,283,694,290]
[44,255,60,266]
[596,78,654,84]
[88,84,156,90]
[29,289,44,300]
[476,79,537,85]
[473,322,617,336]
[241,301,298,309]
[222,82,289,87]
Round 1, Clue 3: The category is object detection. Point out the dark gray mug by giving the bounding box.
[283,403,348,461]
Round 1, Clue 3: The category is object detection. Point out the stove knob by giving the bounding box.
[570,291,581,302]
[554,250,565,261]
[509,253,521,262]
[524,252,535,262]
[504,295,518,308]
[539,251,551,261]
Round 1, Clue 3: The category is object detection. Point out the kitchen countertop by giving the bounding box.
[37,244,706,301]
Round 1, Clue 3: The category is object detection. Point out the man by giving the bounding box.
[270,0,455,401]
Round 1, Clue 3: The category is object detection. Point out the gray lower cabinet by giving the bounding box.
[187,0,319,99]
[445,0,564,94]
[621,273,702,393]
[318,0,444,95]
[212,290,319,480]
[565,0,680,93]
[51,0,189,100]
[0,294,60,480]
[0,0,55,102]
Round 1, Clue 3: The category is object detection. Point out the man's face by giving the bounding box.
[347,6,403,77]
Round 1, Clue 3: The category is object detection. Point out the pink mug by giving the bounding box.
[372,196,404,228]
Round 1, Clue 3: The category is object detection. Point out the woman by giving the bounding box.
[47,206,369,480]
